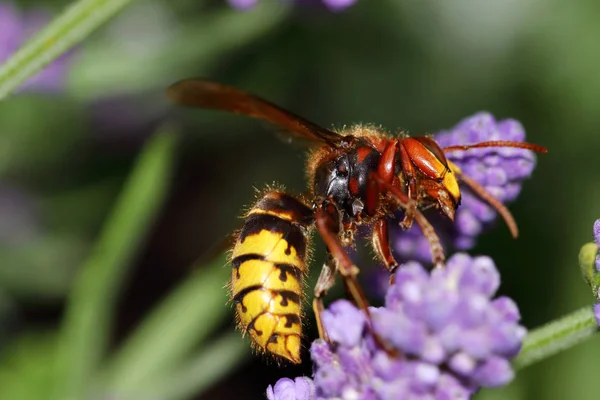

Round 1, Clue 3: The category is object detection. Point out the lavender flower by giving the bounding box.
[227,0,258,10]
[227,0,357,12]
[393,112,539,263]
[593,219,600,326]
[594,219,600,273]
[267,377,316,400]
[0,3,73,93]
[268,253,526,399]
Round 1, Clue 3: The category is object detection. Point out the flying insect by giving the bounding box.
[167,80,547,364]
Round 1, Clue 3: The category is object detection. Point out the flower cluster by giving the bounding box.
[393,112,539,263]
[267,254,526,399]
[227,0,357,12]
[593,219,600,326]
[0,2,72,93]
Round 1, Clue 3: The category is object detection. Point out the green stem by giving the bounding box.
[0,0,139,99]
[513,306,598,370]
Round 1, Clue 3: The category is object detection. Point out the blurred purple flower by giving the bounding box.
[227,0,357,12]
[0,2,73,93]
[268,253,526,399]
[593,219,600,325]
[593,219,600,248]
[393,112,539,263]
[594,219,600,274]
[227,0,258,11]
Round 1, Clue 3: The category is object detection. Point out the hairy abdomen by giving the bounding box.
[230,191,311,363]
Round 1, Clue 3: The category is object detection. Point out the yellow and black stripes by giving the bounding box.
[230,191,313,363]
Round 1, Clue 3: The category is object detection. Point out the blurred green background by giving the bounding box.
[1,0,599,399]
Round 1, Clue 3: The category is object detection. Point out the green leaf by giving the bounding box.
[55,129,179,400]
[0,0,141,99]
[0,332,60,400]
[101,253,232,394]
[133,332,249,400]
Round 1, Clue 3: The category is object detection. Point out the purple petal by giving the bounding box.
[594,219,600,248]
[372,309,427,355]
[489,324,526,358]
[412,362,440,390]
[435,373,473,400]
[227,0,258,10]
[313,364,347,398]
[458,256,500,296]
[471,356,514,387]
[420,336,446,364]
[459,329,492,359]
[448,352,476,376]
[322,0,357,11]
[294,377,316,400]
[268,378,299,400]
[490,297,521,323]
[310,339,334,366]
[0,3,22,62]
[321,300,366,347]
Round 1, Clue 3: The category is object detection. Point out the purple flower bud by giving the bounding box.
[470,356,514,387]
[393,112,540,264]
[490,297,521,323]
[321,0,357,11]
[594,303,600,327]
[227,0,258,10]
[594,219,600,251]
[448,352,476,376]
[321,299,365,347]
[268,254,525,398]
[266,377,316,400]
[227,0,357,12]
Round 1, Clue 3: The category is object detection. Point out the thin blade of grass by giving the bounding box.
[124,332,249,400]
[101,253,232,393]
[55,130,178,400]
[0,0,141,99]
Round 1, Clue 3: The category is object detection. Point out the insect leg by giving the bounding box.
[398,141,418,230]
[371,173,445,268]
[449,161,519,238]
[312,252,337,342]
[372,218,400,273]
[314,201,400,357]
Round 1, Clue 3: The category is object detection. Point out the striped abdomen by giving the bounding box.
[230,191,313,363]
